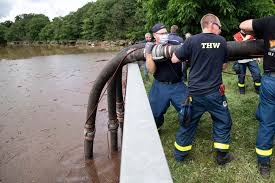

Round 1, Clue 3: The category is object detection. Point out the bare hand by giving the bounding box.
[171,53,180,63]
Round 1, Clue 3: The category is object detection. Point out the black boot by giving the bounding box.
[258,162,271,179]
[215,151,233,165]
[254,84,260,94]
[239,86,245,94]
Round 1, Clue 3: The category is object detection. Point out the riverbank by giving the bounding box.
[6,40,134,49]
[0,40,137,60]
[0,44,123,61]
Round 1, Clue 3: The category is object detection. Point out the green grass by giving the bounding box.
[141,63,275,183]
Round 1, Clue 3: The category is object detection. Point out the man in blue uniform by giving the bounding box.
[168,25,184,45]
[234,58,261,94]
[233,31,261,94]
[240,16,275,178]
[168,25,188,82]
[171,14,233,165]
[144,23,187,129]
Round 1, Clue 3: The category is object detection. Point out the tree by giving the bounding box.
[5,13,50,41]
[2,0,274,42]
[26,14,49,41]
[52,17,63,41]
[1,20,13,28]
[90,0,115,40]
[39,23,55,41]
[104,1,126,40]
[0,25,7,43]
[143,0,275,40]
[143,0,170,30]
[125,0,147,41]
[58,13,80,40]
[5,21,25,41]
[81,17,94,40]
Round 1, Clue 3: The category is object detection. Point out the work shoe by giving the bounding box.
[258,162,271,179]
[239,87,245,94]
[173,149,186,162]
[215,152,233,165]
[254,85,260,94]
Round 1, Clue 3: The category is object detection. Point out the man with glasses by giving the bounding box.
[144,23,187,130]
[171,14,233,165]
[240,16,275,178]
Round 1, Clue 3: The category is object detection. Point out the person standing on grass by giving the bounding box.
[171,13,233,165]
[142,33,152,83]
[233,30,261,94]
[144,23,187,130]
[240,16,275,178]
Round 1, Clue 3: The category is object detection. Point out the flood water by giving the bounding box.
[0,46,121,183]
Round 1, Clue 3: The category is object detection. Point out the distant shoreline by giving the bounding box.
[3,40,135,50]
[0,40,144,60]
[0,41,128,60]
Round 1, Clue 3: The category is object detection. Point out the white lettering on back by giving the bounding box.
[212,43,220,48]
[201,42,221,49]
[206,43,212,48]
[201,43,207,48]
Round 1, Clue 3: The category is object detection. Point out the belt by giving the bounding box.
[264,72,275,77]
[157,80,181,84]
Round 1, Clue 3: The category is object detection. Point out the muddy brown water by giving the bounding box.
[0,47,122,183]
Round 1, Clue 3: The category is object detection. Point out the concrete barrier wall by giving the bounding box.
[120,63,173,183]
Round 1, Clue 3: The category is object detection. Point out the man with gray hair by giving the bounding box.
[168,25,187,81]
[168,25,184,45]
[140,32,152,83]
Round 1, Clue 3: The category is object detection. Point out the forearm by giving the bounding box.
[146,54,156,74]
[239,19,254,35]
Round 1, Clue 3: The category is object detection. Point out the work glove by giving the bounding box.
[144,42,154,54]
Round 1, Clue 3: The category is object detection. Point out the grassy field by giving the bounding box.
[142,62,275,183]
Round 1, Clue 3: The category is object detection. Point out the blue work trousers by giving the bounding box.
[238,60,261,84]
[256,75,275,164]
[174,91,232,160]
[149,79,187,128]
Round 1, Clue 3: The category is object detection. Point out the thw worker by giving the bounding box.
[240,16,275,178]
[171,13,233,165]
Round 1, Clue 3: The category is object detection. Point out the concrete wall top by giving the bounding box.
[120,63,173,183]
